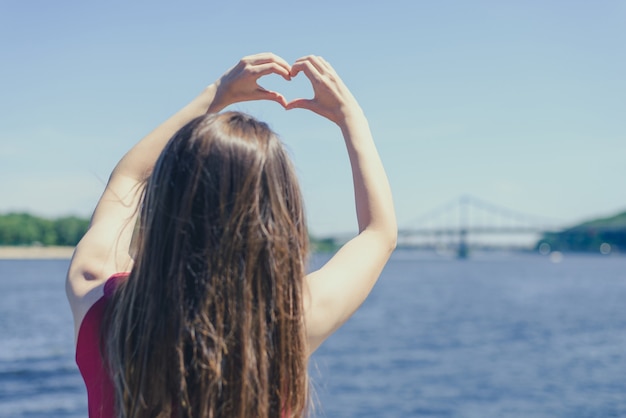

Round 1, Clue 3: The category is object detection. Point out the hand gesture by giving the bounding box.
[208,53,291,113]
[285,56,362,126]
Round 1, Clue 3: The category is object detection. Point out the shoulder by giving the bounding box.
[66,221,135,327]
[69,271,129,342]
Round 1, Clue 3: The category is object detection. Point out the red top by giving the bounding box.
[75,273,290,418]
[76,273,128,418]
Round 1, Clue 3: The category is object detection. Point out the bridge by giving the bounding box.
[398,195,563,258]
[319,195,626,258]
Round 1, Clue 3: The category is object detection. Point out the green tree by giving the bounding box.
[0,212,89,246]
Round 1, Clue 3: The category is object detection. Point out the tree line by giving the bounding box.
[0,212,338,251]
[536,210,626,253]
[0,213,89,246]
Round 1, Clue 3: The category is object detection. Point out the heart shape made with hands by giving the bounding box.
[258,73,314,105]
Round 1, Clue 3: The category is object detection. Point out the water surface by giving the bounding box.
[1,253,625,417]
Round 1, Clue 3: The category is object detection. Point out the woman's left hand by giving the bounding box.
[207,53,291,113]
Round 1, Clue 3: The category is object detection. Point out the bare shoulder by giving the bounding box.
[66,218,135,338]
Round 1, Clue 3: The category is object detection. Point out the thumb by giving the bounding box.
[285,98,315,111]
[256,88,288,107]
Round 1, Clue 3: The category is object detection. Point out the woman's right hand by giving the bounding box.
[285,55,363,127]
[207,52,292,113]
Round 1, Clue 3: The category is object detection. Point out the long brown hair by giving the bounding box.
[104,112,309,417]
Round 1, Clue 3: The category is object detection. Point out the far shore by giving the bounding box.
[0,246,75,260]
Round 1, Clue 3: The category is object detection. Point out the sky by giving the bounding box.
[0,0,624,237]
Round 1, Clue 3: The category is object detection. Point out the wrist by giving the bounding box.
[336,105,367,131]
[201,83,222,114]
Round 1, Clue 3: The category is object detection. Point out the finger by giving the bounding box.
[249,62,291,81]
[265,91,288,108]
[243,53,291,77]
[293,55,326,74]
[317,56,334,72]
[290,60,322,83]
[303,56,344,89]
[254,87,288,107]
[261,94,288,108]
[285,98,315,111]
[265,53,291,74]
[245,52,290,68]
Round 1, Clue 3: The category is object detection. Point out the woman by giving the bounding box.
[66,53,396,418]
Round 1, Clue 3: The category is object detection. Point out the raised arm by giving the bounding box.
[286,56,397,353]
[66,53,292,335]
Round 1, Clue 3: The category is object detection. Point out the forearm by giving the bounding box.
[68,52,292,290]
[303,111,397,351]
[340,111,397,244]
[112,84,218,182]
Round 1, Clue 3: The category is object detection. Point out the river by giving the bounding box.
[1,252,625,417]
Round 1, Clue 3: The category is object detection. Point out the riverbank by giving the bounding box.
[0,246,74,259]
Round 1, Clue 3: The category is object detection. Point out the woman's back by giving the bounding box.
[105,113,308,417]
[66,53,396,418]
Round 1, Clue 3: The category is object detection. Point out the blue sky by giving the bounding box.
[0,0,624,236]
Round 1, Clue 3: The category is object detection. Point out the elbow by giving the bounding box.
[360,215,397,255]
[383,214,398,253]
[381,208,398,254]
[391,229,398,250]
[386,228,398,254]
[368,224,397,255]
